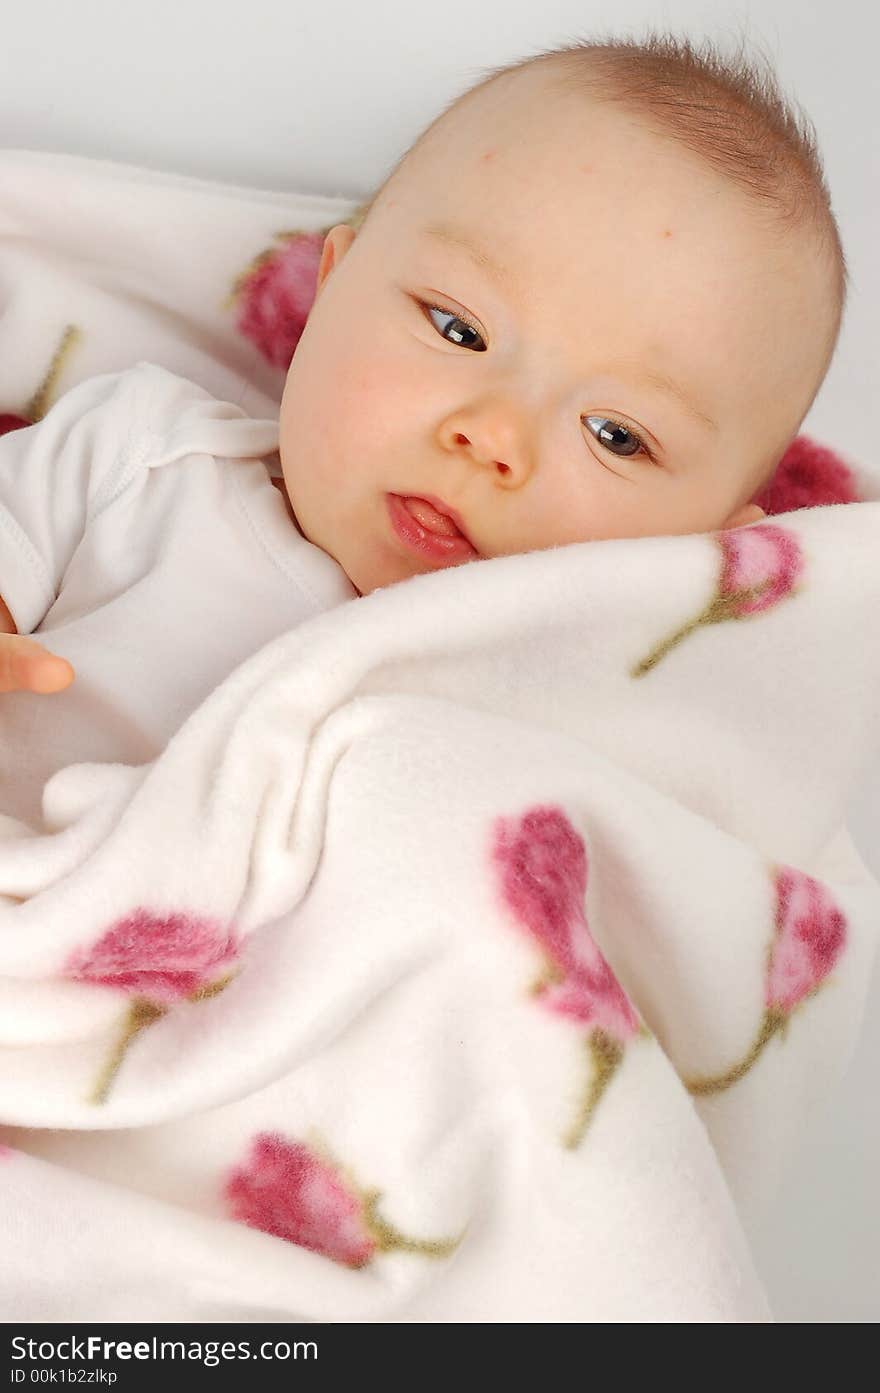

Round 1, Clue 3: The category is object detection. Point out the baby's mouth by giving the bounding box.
[401,496,465,538]
[397,494,479,553]
[386,494,480,563]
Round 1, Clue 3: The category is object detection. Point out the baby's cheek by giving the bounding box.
[332,351,429,444]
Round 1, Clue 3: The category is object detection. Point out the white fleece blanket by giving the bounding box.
[0,495,879,1322]
[1,148,879,1323]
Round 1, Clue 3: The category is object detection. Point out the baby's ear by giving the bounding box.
[724,501,766,529]
[316,224,357,294]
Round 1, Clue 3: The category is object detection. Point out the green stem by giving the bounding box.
[88,997,166,1106]
[630,581,783,679]
[87,973,235,1106]
[683,1008,786,1096]
[631,597,725,678]
[364,1192,462,1259]
[26,325,82,422]
[563,1028,624,1149]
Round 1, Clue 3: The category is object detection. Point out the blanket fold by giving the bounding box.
[1,497,879,1322]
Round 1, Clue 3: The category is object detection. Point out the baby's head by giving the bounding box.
[279,30,846,597]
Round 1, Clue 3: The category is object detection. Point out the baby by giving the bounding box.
[276,36,843,598]
[0,33,845,821]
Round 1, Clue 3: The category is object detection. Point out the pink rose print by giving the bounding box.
[66,907,237,1003]
[750,435,859,517]
[225,230,324,369]
[0,413,31,436]
[715,523,805,620]
[766,866,847,1012]
[684,865,847,1095]
[65,908,239,1105]
[0,1144,13,1159]
[632,522,805,676]
[225,1133,460,1268]
[491,805,646,1148]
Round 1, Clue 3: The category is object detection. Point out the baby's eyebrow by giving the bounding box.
[419,223,717,434]
[613,362,718,433]
[421,223,518,296]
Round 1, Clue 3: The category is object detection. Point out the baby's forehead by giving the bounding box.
[411,104,694,229]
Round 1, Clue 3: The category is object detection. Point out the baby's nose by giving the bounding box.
[451,431,513,476]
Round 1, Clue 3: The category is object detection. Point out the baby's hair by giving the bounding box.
[351,26,847,399]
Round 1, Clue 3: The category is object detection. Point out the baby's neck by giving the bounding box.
[269,473,305,539]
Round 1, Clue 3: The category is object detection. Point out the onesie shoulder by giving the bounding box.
[123,361,281,478]
[0,362,281,635]
[0,363,164,632]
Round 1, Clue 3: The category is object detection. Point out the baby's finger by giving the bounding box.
[28,655,76,694]
[0,637,75,694]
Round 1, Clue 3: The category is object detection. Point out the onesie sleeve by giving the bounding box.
[0,367,152,634]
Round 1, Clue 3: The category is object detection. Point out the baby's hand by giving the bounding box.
[0,633,74,694]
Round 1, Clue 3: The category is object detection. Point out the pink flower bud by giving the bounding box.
[66,908,238,1004]
[750,435,859,516]
[230,231,324,369]
[766,866,847,1014]
[225,1134,377,1267]
[492,805,640,1042]
[684,867,849,1097]
[0,413,31,436]
[717,523,804,619]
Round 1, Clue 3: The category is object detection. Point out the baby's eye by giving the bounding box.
[583,415,651,461]
[421,301,487,352]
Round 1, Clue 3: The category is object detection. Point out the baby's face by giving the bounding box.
[279,69,832,597]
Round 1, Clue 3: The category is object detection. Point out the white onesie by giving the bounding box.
[0,361,356,829]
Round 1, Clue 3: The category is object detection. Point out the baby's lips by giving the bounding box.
[402,496,462,537]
